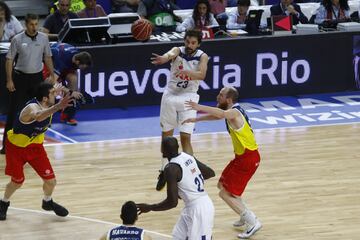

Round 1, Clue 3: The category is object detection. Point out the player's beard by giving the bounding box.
[217,102,228,110]
[185,47,196,56]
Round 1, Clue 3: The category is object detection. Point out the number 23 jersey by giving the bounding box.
[167,47,205,94]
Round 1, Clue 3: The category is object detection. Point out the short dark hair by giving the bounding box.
[75,52,92,66]
[184,29,202,44]
[0,1,11,22]
[25,13,39,24]
[237,0,250,7]
[225,87,239,102]
[120,201,138,225]
[35,82,54,102]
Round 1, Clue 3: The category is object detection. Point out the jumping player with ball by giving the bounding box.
[150,29,209,192]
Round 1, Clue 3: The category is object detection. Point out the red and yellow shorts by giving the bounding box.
[219,149,260,196]
[5,140,55,184]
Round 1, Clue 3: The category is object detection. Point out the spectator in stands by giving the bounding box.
[42,0,78,40]
[77,0,107,18]
[314,0,350,24]
[137,0,182,32]
[112,0,139,13]
[0,1,23,42]
[176,0,219,32]
[209,0,228,25]
[51,0,85,14]
[270,0,308,25]
[99,201,152,240]
[226,0,250,29]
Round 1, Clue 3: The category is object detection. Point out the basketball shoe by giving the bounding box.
[42,199,69,217]
[238,218,262,239]
[0,200,10,220]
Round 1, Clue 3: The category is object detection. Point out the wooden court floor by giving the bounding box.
[0,123,359,240]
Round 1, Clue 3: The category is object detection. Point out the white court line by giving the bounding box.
[44,120,360,146]
[9,207,172,238]
[47,127,78,143]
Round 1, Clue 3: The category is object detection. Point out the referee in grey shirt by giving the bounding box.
[1,13,55,154]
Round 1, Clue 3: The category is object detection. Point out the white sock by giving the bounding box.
[43,195,52,202]
[160,158,168,171]
[2,198,9,202]
[241,209,256,226]
[236,197,248,213]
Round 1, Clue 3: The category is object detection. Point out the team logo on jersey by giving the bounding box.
[175,63,191,81]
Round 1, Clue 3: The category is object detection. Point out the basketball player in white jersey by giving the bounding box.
[136,136,215,240]
[151,29,209,191]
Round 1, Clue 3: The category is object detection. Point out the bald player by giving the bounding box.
[184,87,262,239]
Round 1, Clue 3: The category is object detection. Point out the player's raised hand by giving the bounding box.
[71,91,83,100]
[136,203,152,215]
[151,53,168,65]
[54,83,67,96]
[182,118,197,124]
[57,93,74,110]
[185,100,200,111]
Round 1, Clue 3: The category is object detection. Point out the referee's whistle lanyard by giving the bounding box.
[85,8,96,18]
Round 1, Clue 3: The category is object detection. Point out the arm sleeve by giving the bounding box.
[44,37,52,57]
[12,16,24,34]
[314,5,326,24]
[6,37,18,60]
[209,14,219,27]
[227,13,244,29]
[176,16,194,32]
[345,9,350,18]
[43,15,53,31]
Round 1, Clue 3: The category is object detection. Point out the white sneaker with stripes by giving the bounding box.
[237,219,262,239]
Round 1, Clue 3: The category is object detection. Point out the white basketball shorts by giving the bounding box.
[172,195,214,240]
[160,91,200,134]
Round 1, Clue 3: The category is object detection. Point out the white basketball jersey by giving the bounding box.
[167,47,204,94]
[169,152,208,206]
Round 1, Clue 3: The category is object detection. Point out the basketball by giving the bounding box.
[131,19,153,41]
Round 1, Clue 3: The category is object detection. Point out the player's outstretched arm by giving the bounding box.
[195,158,215,180]
[182,114,222,124]
[136,164,180,214]
[185,100,240,120]
[20,94,73,123]
[151,47,180,65]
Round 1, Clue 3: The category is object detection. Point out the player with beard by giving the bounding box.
[183,87,262,239]
[150,29,209,191]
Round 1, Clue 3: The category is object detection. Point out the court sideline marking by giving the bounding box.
[8,207,172,238]
[45,120,360,147]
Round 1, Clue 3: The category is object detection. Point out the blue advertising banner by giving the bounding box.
[78,32,356,108]
[0,31,358,113]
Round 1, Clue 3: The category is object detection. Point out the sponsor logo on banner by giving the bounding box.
[80,52,310,97]
[239,94,360,128]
